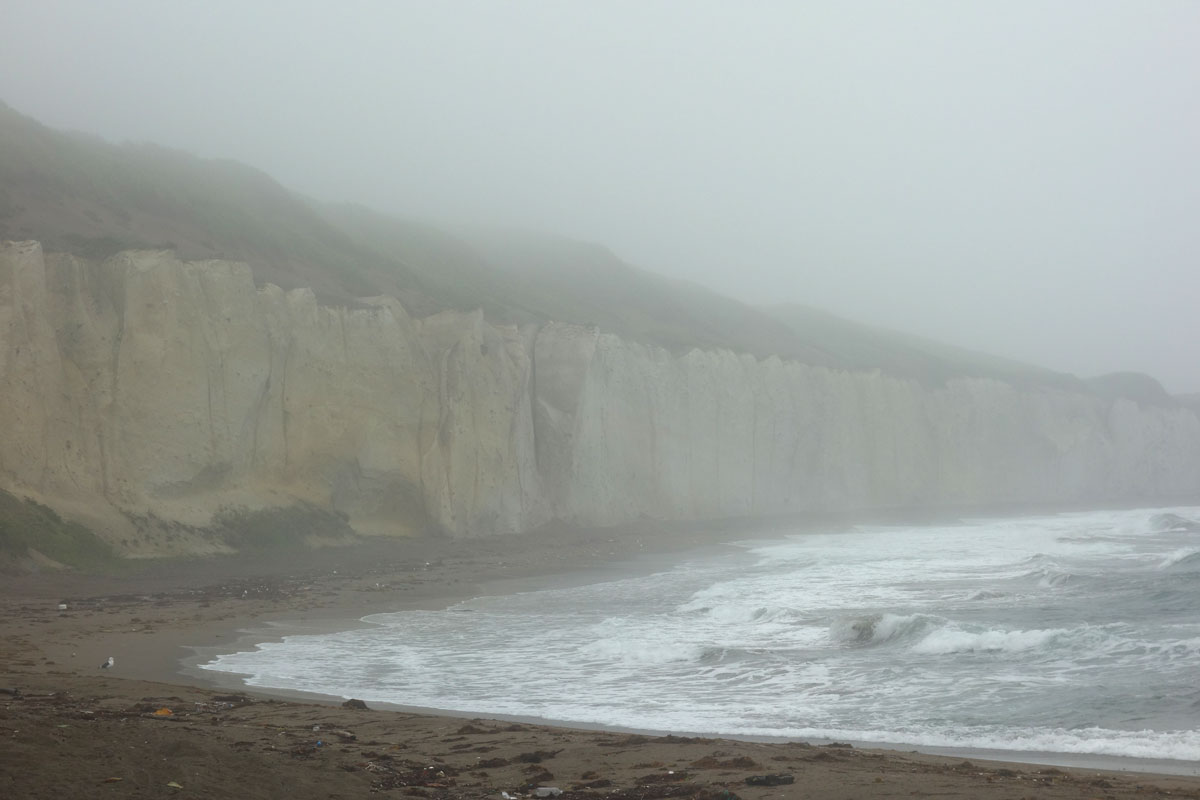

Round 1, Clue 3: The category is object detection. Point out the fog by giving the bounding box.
[2,1,1197,392]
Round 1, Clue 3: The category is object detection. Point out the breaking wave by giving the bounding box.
[831,614,1081,656]
[1150,512,1200,533]
[829,613,941,646]
[1159,548,1200,571]
[910,626,1067,655]
[963,588,1008,601]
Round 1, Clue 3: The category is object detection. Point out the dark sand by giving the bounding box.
[3,518,1199,799]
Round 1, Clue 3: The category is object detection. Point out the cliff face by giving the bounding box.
[2,241,1198,551]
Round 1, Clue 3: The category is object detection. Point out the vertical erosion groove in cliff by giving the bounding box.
[0,240,1198,549]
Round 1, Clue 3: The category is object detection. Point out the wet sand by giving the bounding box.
[3,517,1199,799]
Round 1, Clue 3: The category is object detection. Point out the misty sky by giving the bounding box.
[2,1,1197,392]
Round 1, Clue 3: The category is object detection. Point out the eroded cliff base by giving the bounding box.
[0,487,373,572]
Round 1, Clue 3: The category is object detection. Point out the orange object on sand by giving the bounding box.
[153,707,173,716]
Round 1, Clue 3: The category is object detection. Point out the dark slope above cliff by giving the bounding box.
[1086,372,1177,408]
[0,101,426,303]
[762,304,1090,391]
[0,101,821,362]
[327,204,831,363]
[0,99,1146,395]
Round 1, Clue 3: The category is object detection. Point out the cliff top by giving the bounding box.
[0,100,1163,397]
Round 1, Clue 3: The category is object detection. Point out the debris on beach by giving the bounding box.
[573,777,612,789]
[366,761,458,791]
[636,770,692,784]
[690,755,758,769]
[744,773,795,786]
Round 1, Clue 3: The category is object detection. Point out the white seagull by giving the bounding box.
[100,656,114,669]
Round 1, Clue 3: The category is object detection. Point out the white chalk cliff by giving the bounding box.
[2,240,1198,552]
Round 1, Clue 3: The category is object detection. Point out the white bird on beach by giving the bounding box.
[100,656,114,669]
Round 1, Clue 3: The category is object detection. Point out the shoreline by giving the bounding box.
[5,510,1200,798]
[191,660,1200,780]
[186,514,1199,778]
[186,594,1200,779]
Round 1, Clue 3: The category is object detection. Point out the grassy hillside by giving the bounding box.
[1086,372,1175,407]
[0,101,411,303]
[762,304,1087,391]
[0,98,1137,394]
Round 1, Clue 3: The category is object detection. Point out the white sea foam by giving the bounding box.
[910,626,1065,655]
[703,724,1200,763]
[578,636,705,665]
[201,505,1200,763]
[694,602,792,625]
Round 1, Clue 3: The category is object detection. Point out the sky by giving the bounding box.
[2,1,1198,392]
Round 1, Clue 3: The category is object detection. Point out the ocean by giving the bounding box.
[201,506,1200,765]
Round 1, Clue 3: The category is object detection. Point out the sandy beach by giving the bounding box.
[3,518,1200,799]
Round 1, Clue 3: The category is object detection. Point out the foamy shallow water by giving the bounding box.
[202,506,1200,763]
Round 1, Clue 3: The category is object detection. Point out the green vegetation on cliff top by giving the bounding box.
[0,100,1161,396]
